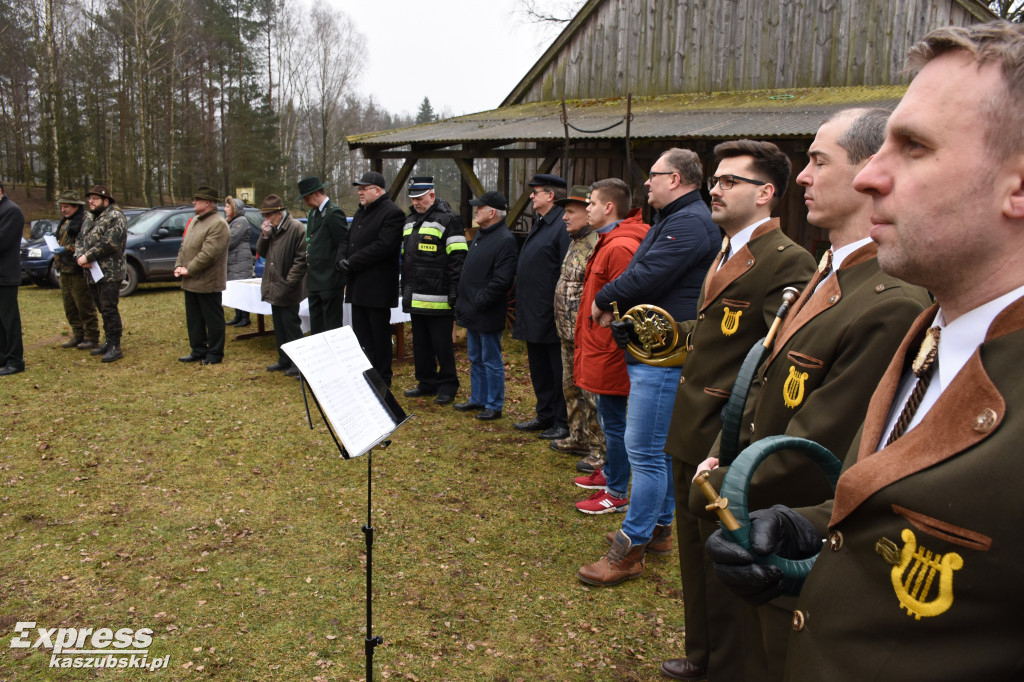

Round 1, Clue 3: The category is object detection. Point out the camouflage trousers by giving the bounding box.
[89,279,123,344]
[60,269,99,342]
[560,339,605,456]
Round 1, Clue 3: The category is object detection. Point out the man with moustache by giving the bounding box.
[698,109,931,680]
[660,140,816,681]
[258,194,307,377]
[53,190,100,350]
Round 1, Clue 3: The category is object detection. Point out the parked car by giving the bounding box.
[120,205,262,296]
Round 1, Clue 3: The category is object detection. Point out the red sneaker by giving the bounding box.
[574,469,607,489]
[575,490,629,515]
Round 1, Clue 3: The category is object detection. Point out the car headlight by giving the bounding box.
[28,247,42,258]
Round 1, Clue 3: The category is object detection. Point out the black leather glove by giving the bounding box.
[336,258,349,274]
[706,505,822,606]
[609,317,634,349]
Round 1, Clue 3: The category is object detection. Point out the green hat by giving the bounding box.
[193,186,219,202]
[555,185,590,207]
[57,189,85,206]
[297,176,326,197]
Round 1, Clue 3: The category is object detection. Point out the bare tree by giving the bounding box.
[990,0,1023,21]
[515,0,585,24]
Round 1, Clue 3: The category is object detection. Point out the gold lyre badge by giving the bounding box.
[782,366,809,409]
[876,528,963,620]
[721,307,742,336]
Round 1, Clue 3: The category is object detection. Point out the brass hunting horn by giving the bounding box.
[610,301,687,367]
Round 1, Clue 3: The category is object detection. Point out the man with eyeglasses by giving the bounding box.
[659,140,816,681]
[512,174,571,440]
[694,109,931,681]
[577,148,719,586]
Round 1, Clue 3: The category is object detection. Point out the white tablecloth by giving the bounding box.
[223,279,411,334]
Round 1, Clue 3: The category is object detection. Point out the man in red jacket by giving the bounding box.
[572,178,650,505]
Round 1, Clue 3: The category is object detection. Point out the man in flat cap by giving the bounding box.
[298,176,348,334]
[0,180,25,376]
[76,185,127,363]
[400,176,467,405]
[174,186,230,365]
[257,194,307,377]
[454,191,518,420]
[513,173,571,439]
[53,190,100,350]
[338,171,404,385]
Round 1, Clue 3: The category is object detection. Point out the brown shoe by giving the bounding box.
[605,524,672,556]
[549,437,589,456]
[61,337,84,349]
[661,657,707,680]
[578,529,646,586]
[77,340,98,350]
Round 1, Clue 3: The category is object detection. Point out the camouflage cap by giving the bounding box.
[57,189,85,206]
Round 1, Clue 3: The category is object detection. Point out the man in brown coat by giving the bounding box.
[257,194,307,377]
[174,186,230,365]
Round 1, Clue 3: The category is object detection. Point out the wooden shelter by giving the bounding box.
[348,0,995,251]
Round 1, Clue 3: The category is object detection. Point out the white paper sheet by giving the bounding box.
[89,261,103,283]
[43,235,59,251]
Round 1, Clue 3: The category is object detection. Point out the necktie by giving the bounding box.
[719,236,731,266]
[818,249,833,278]
[885,326,941,446]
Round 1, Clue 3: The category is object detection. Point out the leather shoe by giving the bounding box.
[179,353,204,363]
[660,658,707,681]
[434,394,455,405]
[513,417,551,431]
[0,364,25,376]
[539,426,570,440]
[550,438,590,456]
[266,362,289,372]
[403,386,437,398]
[453,401,484,412]
[61,337,84,349]
[90,343,110,356]
[77,340,98,350]
[101,345,123,363]
[233,317,251,327]
[284,366,301,377]
[200,357,222,365]
[476,408,502,421]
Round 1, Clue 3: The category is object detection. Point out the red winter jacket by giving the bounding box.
[573,209,650,396]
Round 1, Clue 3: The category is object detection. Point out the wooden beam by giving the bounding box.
[388,158,418,198]
[508,155,559,227]
[453,158,486,197]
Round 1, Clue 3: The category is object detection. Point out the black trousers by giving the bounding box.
[351,304,393,386]
[410,313,458,396]
[308,290,344,334]
[0,285,24,369]
[89,279,122,344]
[526,340,567,428]
[271,304,302,365]
[184,290,226,360]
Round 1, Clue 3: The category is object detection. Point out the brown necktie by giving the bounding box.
[719,236,731,266]
[885,326,941,446]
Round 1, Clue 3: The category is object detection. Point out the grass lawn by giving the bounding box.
[0,282,685,681]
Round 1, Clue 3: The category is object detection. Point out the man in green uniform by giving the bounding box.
[76,185,127,363]
[298,176,348,334]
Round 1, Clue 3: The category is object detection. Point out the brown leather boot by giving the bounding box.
[604,523,673,556]
[578,529,646,586]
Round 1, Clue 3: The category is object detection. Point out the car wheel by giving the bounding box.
[120,262,139,297]
[47,260,60,287]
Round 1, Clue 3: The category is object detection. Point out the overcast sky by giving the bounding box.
[337,0,567,119]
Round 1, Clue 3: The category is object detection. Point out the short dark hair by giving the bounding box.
[713,139,792,205]
[539,185,566,202]
[590,178,631,219]
[659,148,704,188]
[826,108,891,165]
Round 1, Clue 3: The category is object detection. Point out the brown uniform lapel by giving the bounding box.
[829,298,1024,526]
[700,219,780,313]
[768,242,878,367]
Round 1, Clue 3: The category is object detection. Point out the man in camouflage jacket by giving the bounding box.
[76,185,127,362]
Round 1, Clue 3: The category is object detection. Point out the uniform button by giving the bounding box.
[875,284,885,293]
[746,259,753,266]
[679,376,686,385]
[777,245,785,251]
[792,610,806,631]
[749,422,755,434]
[829,295,838,303]
[698,313,705,321]
[687,345,694,352]
[828,530,844,551]
[972,408,998,433]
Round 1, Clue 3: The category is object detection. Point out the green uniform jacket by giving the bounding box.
[786,298,1024,680]
[664,219,816,466]
[76,204,127,282]
[305,199,348,296]
[257,214,307,307]
[174,210,229,293]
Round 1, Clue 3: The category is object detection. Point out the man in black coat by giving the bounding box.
[338,171,404,386]
[298,176,348,334]
[454,191,518,420]
[513,173,572,439]
[0,181,25,376]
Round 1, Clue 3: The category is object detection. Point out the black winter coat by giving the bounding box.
[401,198,467,316]
[305,198,348,296]
[456,219,518,333]
[512,205,570,344]
[342,193,404,308]
[0,194,25,287]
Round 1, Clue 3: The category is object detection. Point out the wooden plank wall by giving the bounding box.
[514,0,981,104]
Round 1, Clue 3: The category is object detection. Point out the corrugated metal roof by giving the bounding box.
[348,86,907,150]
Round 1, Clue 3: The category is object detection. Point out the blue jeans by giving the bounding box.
[620,363,681,545]
[596,393,630,498]
[466,330,504,410]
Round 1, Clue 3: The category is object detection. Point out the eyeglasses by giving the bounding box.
[648,171,677,180]
[707,174,767,191]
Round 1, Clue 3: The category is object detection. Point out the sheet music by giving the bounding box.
[282,327,397,457]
